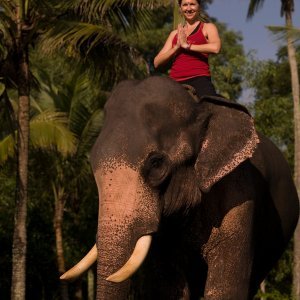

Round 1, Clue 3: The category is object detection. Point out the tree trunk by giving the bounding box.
[285,10,300,300]
[74,280,83,300]
[53,184,69,300]
[11,3,30,299]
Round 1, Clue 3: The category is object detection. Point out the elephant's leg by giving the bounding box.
[203,200,255,300]
[184,250,207,300]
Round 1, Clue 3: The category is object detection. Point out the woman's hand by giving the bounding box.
[177,23,190,50]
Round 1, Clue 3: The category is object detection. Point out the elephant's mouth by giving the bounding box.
[60,234,152,282]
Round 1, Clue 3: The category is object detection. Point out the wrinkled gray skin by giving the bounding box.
[90,76,299,300]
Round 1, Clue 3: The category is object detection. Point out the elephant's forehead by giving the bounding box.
[105,78,195,123]
[105,96,194,124]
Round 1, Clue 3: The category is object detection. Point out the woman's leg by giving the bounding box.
[180,76,217,98]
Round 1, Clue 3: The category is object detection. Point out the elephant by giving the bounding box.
[61,76,299,300]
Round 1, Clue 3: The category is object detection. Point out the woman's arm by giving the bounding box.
[181,23,221,54]
[154,30,179,69]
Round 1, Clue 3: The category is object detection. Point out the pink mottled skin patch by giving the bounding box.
[98,164,140,219]
[201,139,209,151]
[95,159,160,225]
[94,159,160,270]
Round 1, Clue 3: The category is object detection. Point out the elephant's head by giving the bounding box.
[61,76,259,299]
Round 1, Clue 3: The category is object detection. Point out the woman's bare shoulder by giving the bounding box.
[163,29,178,43]
[169,29,178,37]
[202,22,220,39]
[203,22,218,32]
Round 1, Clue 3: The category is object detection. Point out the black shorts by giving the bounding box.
[179,76,216,98]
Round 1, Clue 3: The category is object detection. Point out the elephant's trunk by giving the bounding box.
[96,216,149,300]
[95,163,160,299]
[96,234,152,299]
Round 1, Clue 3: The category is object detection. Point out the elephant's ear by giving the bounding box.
[195,96,259,193]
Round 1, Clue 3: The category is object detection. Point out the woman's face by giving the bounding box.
[180,0,200,22]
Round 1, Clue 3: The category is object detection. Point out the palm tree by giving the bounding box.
[0,86,77,300]
[247,0,300,298]
[0,91,78,299]
[1,2,30,296]
[0,1,68,298]
[1,62,104,300]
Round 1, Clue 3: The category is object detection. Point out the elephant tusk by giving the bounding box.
[60,244,97,282]
[106,235,152,283]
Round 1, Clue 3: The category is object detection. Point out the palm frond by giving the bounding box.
[0,131,15,163]
[247,0,266,20]
[0,109,77,163]
[0,81,4,95]
[38,20,144,87]
[267,25,300,43]
[0,88,17,139]
[39,21,122,56]
[105,5,154,33]
[30,110,77,156]
[77,109,103,157]
[0,0,17,20]
[67,73,97,135]
[0,12,17,39]
[71,0,169,21]
[0,84,16,163]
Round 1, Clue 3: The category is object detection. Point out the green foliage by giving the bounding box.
[255,243,294,299]
[0,104,77,164]
[0,164,15,300]
[249,47,299,298]
[0,36,106,295]
[124,6,173,74]
[266,242,294,299]
[254,96,294,166]
[210,21,247,100]
[37,0,169,89]
[248,55,297,167]
[249,59,292,99]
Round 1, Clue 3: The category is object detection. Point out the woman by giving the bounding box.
[154,0,221,98]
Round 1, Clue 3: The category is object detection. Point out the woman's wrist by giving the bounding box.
[182,42,191,50]
[173,44,180,52]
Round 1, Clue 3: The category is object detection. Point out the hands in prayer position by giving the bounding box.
[176,23,190,50]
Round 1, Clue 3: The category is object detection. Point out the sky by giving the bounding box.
[207,0,300,60]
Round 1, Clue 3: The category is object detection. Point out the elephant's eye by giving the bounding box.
[150,156,164,168]
[141,152,171,187]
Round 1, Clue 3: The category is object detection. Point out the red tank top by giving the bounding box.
[169,22,211,81]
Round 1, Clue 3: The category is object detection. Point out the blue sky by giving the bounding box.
[207,0,300,60]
